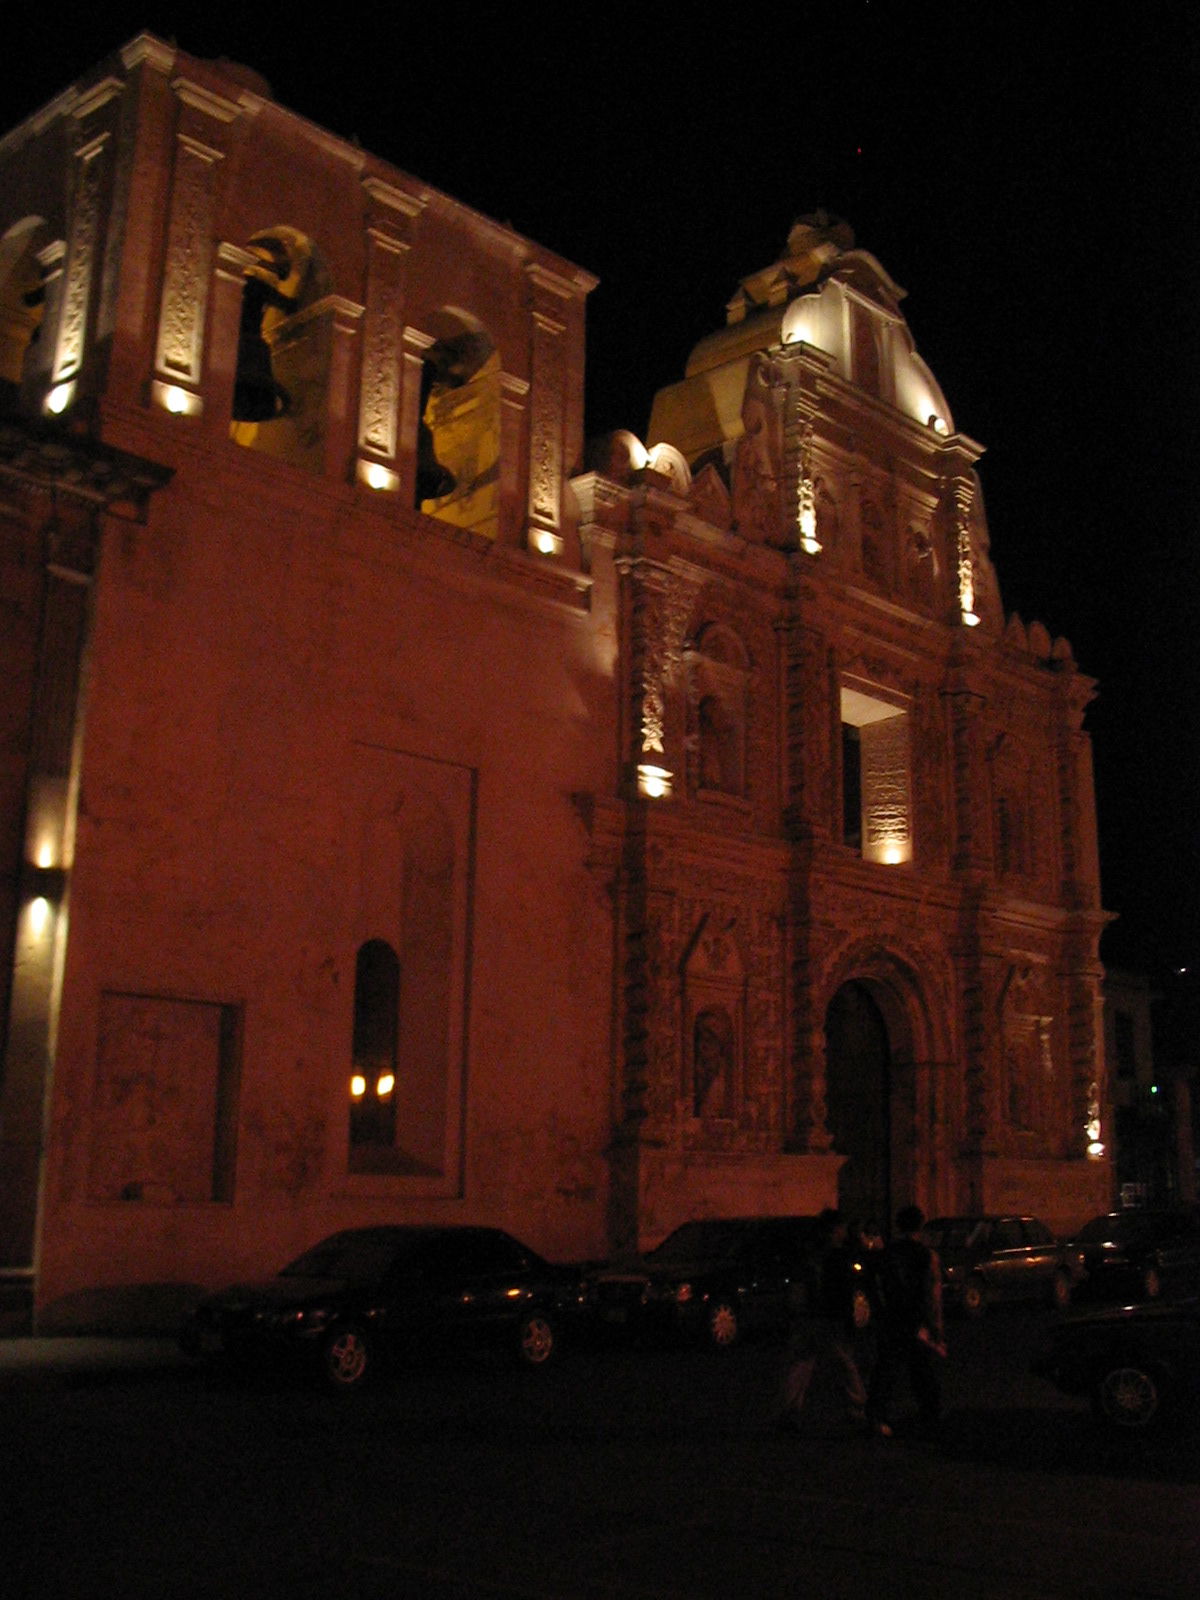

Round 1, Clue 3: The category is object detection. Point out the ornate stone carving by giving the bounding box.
[156,135,222,384]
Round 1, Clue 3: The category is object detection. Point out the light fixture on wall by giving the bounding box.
[531,527,563,557]
[359,459,399,493]
[637,763,673,800]
[153,380,202,417]
[44,381,74,416]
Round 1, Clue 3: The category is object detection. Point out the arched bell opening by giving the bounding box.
[415,310,500,540]
[0,218,51,413]
[230,226,332,471]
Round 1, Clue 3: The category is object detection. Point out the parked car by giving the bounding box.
[584,1215,867,1348]
[1032,1295,1200,1430]
[1069,1209,1200,1303]
[180,1224,583,1388]
[923,1214,1078,1317]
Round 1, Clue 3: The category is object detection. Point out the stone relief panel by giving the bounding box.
[640,887,785,1154]
[53,134,107,386]
[997,962,1057,1149]
[87,992,239,1203]
[156,134,222,386]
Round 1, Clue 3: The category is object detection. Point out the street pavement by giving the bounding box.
[3,1309,1197,1599]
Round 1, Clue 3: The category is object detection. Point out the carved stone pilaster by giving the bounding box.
[620,558,698,785]
[944,676,990,874]
[498,371,530,546]
[153,81,243,401]
[525,265,574,551]
[786,912,832,1153]
[358,181,424,470]
[778,612,831,840]
[43,78,124,404]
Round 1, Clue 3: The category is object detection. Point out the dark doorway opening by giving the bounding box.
[825,980,892,1232]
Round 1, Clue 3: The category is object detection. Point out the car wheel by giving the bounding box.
[707,1299,740,1348]
[1141,1264,1162,1300]
[516,1311,557,1367]
[1050,1270,1072,1312]
[322,1325,370,1390]
[1094,1362,1164,1430]
[962,1275,987,1319]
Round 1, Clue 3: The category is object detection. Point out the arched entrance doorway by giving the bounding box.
[825,982,890,1227]
[824,977,916,1231]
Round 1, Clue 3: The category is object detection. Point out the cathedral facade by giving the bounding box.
[0,39,1110,1324]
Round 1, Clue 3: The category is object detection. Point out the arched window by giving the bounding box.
[415,313,500,539]
[230,226,331,471]
[349,939,400,1169]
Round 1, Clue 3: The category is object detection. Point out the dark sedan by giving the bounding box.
[1032,1295,1200,1430]
[180,1224,583,1388]
[585,1215,857,1348]
[1069,1209,1200,1302]
[924,1214,1078,1317]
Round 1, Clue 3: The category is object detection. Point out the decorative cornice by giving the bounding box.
[0,416,172,515]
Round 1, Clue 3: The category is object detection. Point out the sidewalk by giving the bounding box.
[0,1335,187,1378]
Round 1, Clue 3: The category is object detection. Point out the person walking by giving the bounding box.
[866,1204,946,1438]
[776,1209,868,1431]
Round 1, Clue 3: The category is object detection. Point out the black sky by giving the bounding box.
[5,4,1197,975]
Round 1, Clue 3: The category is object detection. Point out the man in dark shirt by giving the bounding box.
[866,1204,946,1437]
[776,1209,868,1430]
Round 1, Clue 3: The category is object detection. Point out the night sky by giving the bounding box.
[5,4,1197,977]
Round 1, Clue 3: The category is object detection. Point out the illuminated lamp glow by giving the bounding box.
[35,841,55,870]
[961,609,981,627]
[798,501,821,555]
[44,382,74,416]
[359,459,399,493]
[350,1074,366,1099]
[531,528,562,556]
[1086,1141,1106,1160]
[627,436,650,471]
[27,896,51,939]
[928,414,948,435]
[874,840,910,865]
[152,380,202,417]
[376,1073,395,1097]
[637,763,673,800]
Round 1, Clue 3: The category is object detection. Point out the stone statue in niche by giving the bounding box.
[731,354,782,543]
[697,694,733,791]
[693,1005,734,1118]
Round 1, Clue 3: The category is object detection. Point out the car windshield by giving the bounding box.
[280,1231,415,1281]
[926,1219,988,1251]
[646,1221,752,1265]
